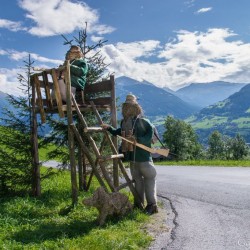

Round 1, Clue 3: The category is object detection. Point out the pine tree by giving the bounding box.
[0,55,45,195]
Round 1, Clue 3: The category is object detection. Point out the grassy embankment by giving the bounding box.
[155,159,250,167]
[0,167,152,250]
[2,138,249,249]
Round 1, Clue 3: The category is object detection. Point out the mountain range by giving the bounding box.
[1,77,249,143]
[115,76,199,119]
[175,81,246,108]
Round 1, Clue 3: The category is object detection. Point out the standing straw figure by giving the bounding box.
[102,94,158,215]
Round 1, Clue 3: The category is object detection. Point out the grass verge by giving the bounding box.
[155,159,250,167]
[0,167,152,250]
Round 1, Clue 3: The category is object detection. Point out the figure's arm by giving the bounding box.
[70,59,88,77]
[102,124,121,136]
[136,119,154,145]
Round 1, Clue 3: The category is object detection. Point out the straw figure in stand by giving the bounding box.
[52,45,88,103]
[102,94,158,215]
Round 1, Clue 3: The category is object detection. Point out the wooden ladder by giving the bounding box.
[70,96,143,208]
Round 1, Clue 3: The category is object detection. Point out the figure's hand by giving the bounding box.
[101,124,110,130]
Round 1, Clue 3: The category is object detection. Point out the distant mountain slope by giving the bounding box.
[0,91,10,122]
[0,91,9,105]
[175,81,246,108]
[116,76,199,119]
[188,84,250,143]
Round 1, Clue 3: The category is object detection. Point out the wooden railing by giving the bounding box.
[30,62,116,123]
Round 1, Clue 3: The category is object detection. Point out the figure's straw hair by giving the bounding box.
[65,45,83,60]
[122,103,143,119]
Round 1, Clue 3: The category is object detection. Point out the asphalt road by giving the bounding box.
[154,165,250,250]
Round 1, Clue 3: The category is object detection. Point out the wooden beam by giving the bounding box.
[34,75,46,123]
[42,71,53,109]
[84,127,103,133]
[98,154,124,162]
[110,75,119,187]
[51,69,65,118]
[65,61,78,205]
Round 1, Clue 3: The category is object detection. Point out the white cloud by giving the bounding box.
[0,50,63,96]
[100,28,250,90]
[2,27,250,94]
[17,0,115,37]
[184,0,196,8]
[0,68,24,96]
[116,40,161,59]
[90,35,105,43]
[196,7,212,14]
[1,49,62,65]
[0,19,27,32]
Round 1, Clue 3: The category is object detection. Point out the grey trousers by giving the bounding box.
[130,161,157,206]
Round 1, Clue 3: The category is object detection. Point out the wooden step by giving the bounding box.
[84,127,103,133]
[116,180,135,191]
[98,154,124,162]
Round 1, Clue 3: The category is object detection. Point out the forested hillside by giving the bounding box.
[187,84,250,143]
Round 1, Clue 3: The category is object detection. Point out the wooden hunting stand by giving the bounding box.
[30,60,143,207]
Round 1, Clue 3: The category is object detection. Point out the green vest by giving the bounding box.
[108,117,154,162]
[70,58,88,90]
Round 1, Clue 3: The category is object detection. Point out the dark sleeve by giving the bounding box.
[107,126,122,136]
[136,119,153,145]
[70,59,88,77]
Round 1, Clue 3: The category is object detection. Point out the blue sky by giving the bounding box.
[1,0,250,95]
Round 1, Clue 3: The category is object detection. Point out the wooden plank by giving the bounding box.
[34,75,46,123]
[84,127,103,133]
[42,72,53,109]
[117,135,170,157]
[116,180,135,191]
[51,69,65,118]
[85,97,112,106]
[60,105,111,113]
[65,61,78,205]
[31,76,41,196]
[99,154,124,162]
[110,75,119,187]
[84,79,112,93]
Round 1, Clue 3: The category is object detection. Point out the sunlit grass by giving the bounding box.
[0,167,151,250]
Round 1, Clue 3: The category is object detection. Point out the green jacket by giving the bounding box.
[108,117,154,162]
[70,58,88,90]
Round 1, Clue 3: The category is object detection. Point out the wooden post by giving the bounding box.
[65,60,78,205]
[34,75,46,123]
[31,76,41,196]
[82,152,87,191]
[110,75,119,187]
